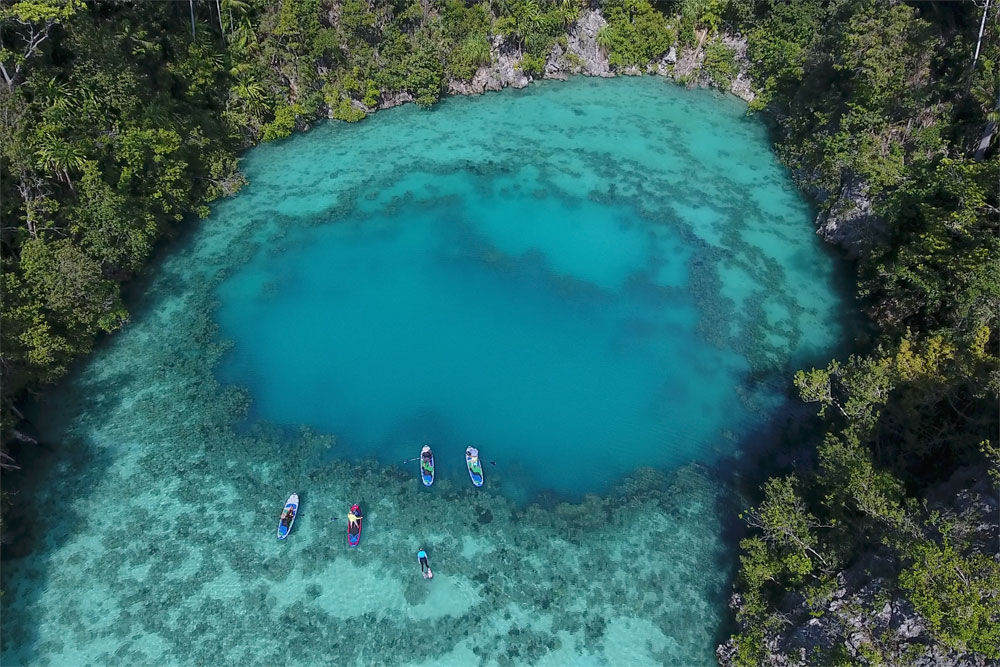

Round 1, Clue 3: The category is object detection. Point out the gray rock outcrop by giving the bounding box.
[560,9,612,78]
[671,44,705,82]
[377,91,415,110]
[722,34,755,104]
[446,36,529,95]
[815,173,887,258]
[447,9,612,95]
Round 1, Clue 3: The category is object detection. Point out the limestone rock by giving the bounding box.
[495,40,531,89]
[377,91,415,110]
[721,34,756,104]
[671,45,704,82]
[446,35,528,95]
[447,10,613,95]
[563,9,612,77]
[815,173,887,258]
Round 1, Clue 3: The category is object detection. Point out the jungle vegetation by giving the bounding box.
[1,0,997,661]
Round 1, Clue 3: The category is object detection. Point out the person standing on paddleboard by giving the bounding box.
[417,550,433,579]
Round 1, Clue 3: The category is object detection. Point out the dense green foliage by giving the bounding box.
[723,0,1000,662]
[2,1,243,386]
[597,0,674,68]
[900,540,1000,656]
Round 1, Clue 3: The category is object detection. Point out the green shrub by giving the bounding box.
[261,104,300,141]
[332,98,366,122]
[596,0,674,68]
[702,40,738,89]
[900,541,1000,658]
[517,53,546,76]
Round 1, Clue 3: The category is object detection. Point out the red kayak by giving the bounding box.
[348,504,362,547]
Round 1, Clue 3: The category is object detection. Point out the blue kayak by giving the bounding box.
[277,493,298,540]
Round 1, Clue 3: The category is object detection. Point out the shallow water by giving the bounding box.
[3,77,848,665]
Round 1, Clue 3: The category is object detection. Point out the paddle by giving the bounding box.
[399,456,420,465]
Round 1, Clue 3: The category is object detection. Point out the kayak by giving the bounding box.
[277,493,298,540]
[420,445,434,487]
[466,446,484,487]
[348,503,362,547]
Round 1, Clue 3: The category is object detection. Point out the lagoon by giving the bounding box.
[2,77,848,665]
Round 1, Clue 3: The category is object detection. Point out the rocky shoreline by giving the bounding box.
[340,10,883,262]
[369,10,757,107]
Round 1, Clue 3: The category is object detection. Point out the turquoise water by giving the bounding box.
[215,77,843,499]
[2,77,847,665]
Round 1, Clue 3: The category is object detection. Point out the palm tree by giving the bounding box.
[32,77,71,106]
[35,136,86,188]
[513,0,541,47]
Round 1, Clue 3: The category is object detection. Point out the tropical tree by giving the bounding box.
[34,134,86,188]
[0,0,82,91]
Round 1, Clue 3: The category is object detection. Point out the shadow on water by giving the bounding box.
[704,393,827,650]
[704,287,871,653]
[1,433,114,661]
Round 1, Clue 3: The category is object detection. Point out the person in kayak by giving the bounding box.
[417,550,433,579]
[348,506,363,529]
[420,449,433,471]
[281,508,294,525]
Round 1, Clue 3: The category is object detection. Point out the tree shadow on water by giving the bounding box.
[1,430,113,663]
[705,395,825,651]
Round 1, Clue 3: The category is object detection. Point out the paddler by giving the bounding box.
[417,549,433,579]
[348,506,363,529]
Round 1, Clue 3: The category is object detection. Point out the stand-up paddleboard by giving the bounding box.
[277,493,298,540]
[420,445,434,486]
[347,503,362,547]
[466,447,484,487]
